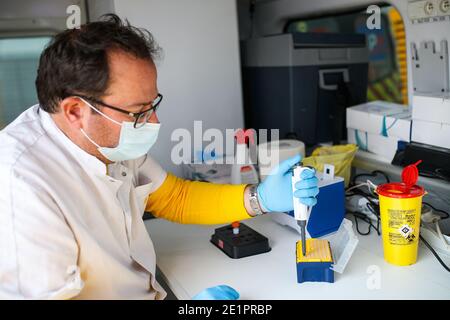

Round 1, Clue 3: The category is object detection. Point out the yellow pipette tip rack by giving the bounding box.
[296,239,333,263]
[296,239,334,283]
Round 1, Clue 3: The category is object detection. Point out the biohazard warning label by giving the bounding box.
[399,224,414,238]
[387,208,417,245]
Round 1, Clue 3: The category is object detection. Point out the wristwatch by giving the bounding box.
[248,184,265,216]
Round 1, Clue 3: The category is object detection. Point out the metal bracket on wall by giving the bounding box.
[411,40,449,94]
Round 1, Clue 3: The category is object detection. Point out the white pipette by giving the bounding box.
[291,162,314,256]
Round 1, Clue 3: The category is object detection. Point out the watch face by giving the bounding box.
[248,185,263,215]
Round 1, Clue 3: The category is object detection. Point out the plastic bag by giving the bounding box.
[302,144,358,187]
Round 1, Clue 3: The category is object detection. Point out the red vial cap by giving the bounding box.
[231,221,240,229]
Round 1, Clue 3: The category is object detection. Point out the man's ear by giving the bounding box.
[59,97,89,129]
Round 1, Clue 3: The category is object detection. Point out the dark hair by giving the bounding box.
[35,14,161,113]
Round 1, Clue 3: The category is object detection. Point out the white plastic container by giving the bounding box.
[346,101,411,141]
[257,139,305,180]
[322,218,359,274]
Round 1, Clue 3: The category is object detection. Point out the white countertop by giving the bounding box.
[145,214,450,300]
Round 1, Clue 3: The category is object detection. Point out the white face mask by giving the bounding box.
[79,98,160,162]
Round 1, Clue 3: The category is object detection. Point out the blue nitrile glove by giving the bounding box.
[257,154,319,212]
[192,285,240,300]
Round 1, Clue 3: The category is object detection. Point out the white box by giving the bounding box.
[412,94,450,125]
[346,101,412,141]
[348,128,400,161]
[412,120,450,149]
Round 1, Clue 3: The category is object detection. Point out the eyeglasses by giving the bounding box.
[75,93,163,128]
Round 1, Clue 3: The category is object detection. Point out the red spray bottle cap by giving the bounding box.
[401,160,422,187]
[234,129,255,145]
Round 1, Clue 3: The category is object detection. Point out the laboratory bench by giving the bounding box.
[145,213,450,300]
[146,150,450,300]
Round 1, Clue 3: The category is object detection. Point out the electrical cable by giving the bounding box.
[346,174,382,236]
[346,182,368,193]
[351,170,390,185]
[346,189,378,203]
[419,234,450,272]
[348,210,381,236]
[423,202,450,220]
[420,202,450,272]
[347,170,450,272]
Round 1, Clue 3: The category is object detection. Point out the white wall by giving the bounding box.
[111,0,245,176]
[0,0,87,36]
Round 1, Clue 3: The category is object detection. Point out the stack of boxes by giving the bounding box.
[346,101,412,162]
[411,94,450,149]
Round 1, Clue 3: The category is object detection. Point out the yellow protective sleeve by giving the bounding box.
[145,173,253,225]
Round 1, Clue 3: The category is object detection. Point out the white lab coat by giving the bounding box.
[0,105,168,299]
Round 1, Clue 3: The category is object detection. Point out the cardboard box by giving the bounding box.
[412,119,450,149]
[347,101,411,141]
[412,94,450,125]
[347,128,401,161]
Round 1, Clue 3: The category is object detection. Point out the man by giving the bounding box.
[0,15,318,299]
